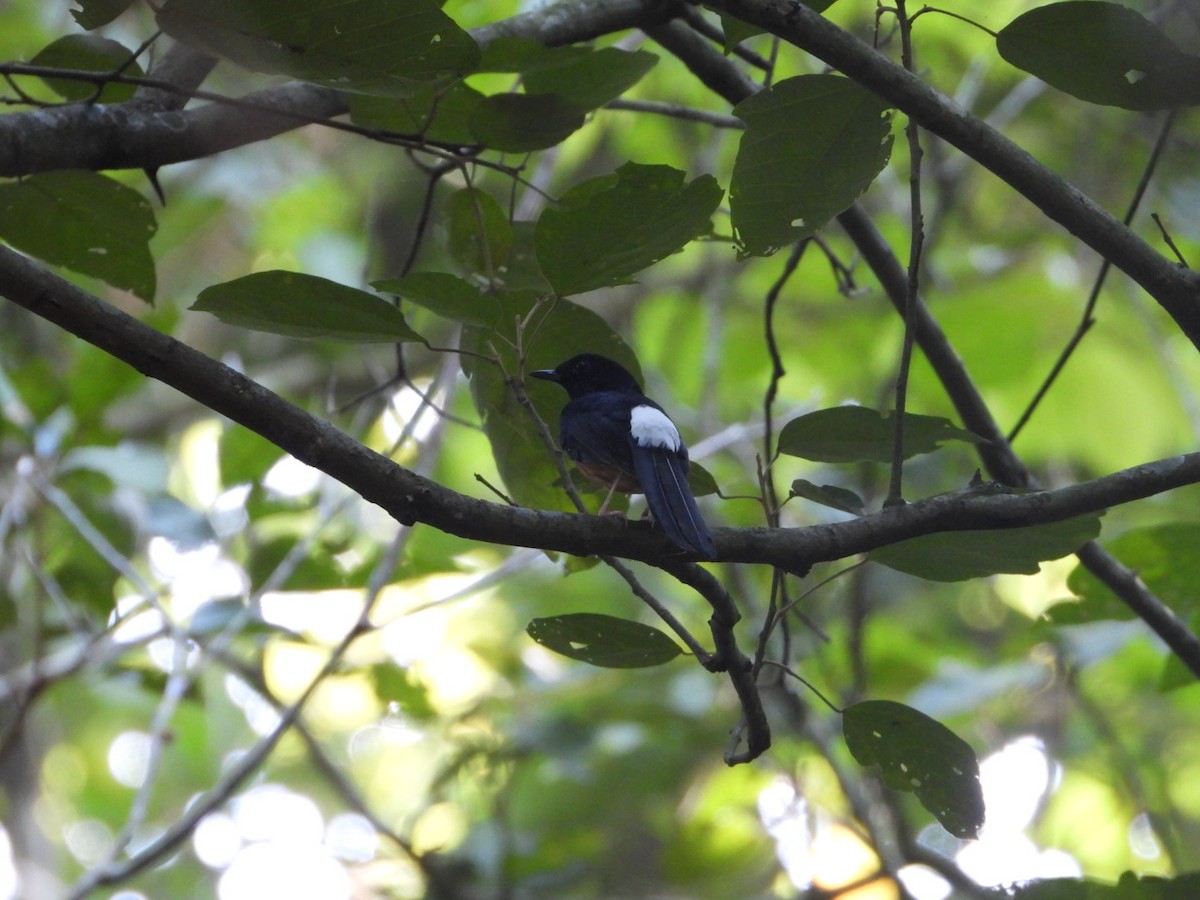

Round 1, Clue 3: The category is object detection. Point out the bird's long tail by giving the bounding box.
[634,450,715,558]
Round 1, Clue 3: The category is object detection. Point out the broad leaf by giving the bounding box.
[31,35,143,102]
[790,479,864,515]
[688,462,719,498]
[445,187,513,277]
[997,1,1200,110]
[462,293,638,512]
[192,271,425,343]
[870,515,1102,581]
[348,83,484,145]
[71,0,135,29]
[0,170,156,300]
[1059,522,1200,623]
[843,700,984,839]
[731,75,892,255]
[527,613,682,668]
[777,406,981,463]
[523,47,657,110]
[1011,871,1200,899]
[535,163,723,295]
[469,93,586,152]
[157,0,479,97]
[373,272,500,327]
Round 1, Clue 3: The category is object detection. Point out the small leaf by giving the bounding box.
[997,1,1200,110]
[0,170,156,300]
[445,188,513,277]
[790,479,864,514]
[157,0,479,97]
[469,93,586,152]
[523,47,657,110]
[30,35,143,101]
[688,462,719,498]
[373,272,499,327]
[843,699,984,839]
[871,515,1103,581]
[71,0,135,29]
[731,74,892,256]
[192,271,425,343]
[526,613,682,668]
[778,406,982,463]
[535,163,724,295]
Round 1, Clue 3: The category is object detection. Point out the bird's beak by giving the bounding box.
[529,369,559,383]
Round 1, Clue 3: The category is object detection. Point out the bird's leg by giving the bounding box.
[597,476,623,516]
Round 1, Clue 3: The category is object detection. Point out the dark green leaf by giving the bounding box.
[157,0,479,97]
[843,699,984,839]
[535,163,723,295]
[477,38,587,73]
[731,75,892,255]
[777,406,981,463]
[997,2,1200,110]
[526,613,682,668]
[789,478,864,514]
[719,15,763,54]
[1062,522,1200,622]
[219,424,283,487]
[30,35,143,101]
[192,271,425,343]
[469,93,586,152]
[688,462,719,498]
[1011,871,1200,899]
[0,170,156,300]
[373,272,500,327]
[524,47,657,110]
[71,0,135,29]
[348,83,483,145]
[871,515,1103,581]
[445,188,513,277]
[462,293,637,511]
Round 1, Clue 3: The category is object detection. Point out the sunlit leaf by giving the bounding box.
[535,163,723,295]
[871,515,1103,581]
[157,0,479,97]
[731,74,892,255]
[0,170,156,300]
[30,35,143,101]
[527,613,682,668]
[778,406,981,463]
[997,1,1200,110]
[843,700,984,839]
[192,271,425,343]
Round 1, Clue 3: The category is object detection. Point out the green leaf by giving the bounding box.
[789,478,864,515]
[688,462,719,498]
[192,271,425,343]
[157,0,479,97]
[997,1,1200,110]
[469,93,586,152]
[461,293,638,511]
[526,613,682,668]
[719,15,763,54]
[348,83,484,145]
[1062,522,1200,623]
[777,406,981,463]
[731,75,892,256]
[30,35,143,102]
[71,0,135,29]
[373,272,499,327]
[843,700,984,839]
[535,163,724,295]
[0,170,157,301]
[1011,871,1200,899]
[370,664,436,720]
[523,47,657,110]
[445,187,513,277]
[871,515,1103,581]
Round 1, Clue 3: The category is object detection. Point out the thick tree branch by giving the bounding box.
[704,0,1200,350]
[4,245,1200,577]
[0,0,670,176]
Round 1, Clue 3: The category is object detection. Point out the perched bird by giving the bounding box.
[531,353,716,559]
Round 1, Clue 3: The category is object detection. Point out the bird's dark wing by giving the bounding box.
[558,393,638,477]
[631,444,715,558]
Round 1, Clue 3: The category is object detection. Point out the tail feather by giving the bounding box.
[634,449,715,558]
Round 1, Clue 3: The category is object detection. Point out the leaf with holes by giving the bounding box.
[527,613,682,668]
[844,700,984,839]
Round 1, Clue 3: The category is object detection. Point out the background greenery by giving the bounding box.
[2,0,1200,897]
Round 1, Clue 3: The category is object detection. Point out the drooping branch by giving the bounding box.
[4,244,1200,576]
[704,0,1200,350]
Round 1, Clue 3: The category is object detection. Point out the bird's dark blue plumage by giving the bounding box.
[531,354,715,559]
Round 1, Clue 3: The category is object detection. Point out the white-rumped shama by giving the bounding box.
[532,354,716,559]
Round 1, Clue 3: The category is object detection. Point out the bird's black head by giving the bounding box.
[531,354,642,398]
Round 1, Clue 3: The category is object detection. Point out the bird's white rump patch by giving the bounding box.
[630,405,681,451]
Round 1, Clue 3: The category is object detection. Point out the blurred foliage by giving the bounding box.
[1,1,1200,898]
